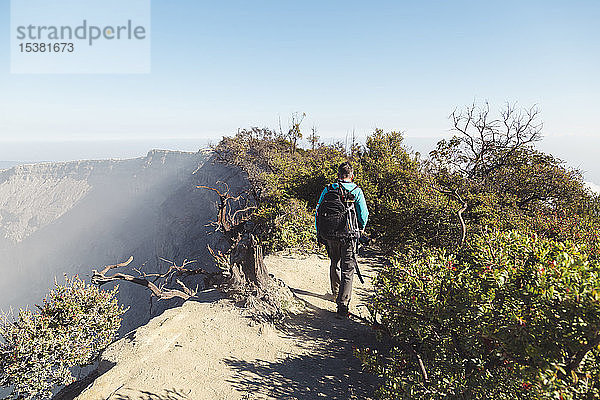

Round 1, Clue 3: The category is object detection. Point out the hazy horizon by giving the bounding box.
[1,134,599,185]
[1,2,598,150]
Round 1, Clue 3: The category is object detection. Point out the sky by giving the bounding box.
[0,1,599,180]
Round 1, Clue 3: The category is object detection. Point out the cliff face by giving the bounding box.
[0,150,245,332]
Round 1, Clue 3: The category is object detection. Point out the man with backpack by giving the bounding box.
[316,162,369,318]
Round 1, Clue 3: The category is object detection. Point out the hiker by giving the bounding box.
[316,162,369,318]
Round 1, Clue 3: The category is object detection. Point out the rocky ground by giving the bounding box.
[63,252,383,400]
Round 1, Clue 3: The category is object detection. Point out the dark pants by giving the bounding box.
[326,239,357,309]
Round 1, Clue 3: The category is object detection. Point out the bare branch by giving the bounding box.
[197,183,254,234]
[98,256,134,276]
[231,205,258,222]
[90,257,219,301]
[434,187,468,245]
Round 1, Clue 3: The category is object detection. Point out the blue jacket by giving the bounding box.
[316,181,369,230]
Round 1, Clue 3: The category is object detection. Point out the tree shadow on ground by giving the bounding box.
[224,283,383,400]
[224,353,366,400]
[112,388,190,400]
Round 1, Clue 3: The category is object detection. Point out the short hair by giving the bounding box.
[338,162,354,179]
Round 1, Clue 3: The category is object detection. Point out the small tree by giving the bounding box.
[286,112,305,153]
[0,276,125,400]
[308,125,320,150]
[428,102,587,245]
[433,102,543,179]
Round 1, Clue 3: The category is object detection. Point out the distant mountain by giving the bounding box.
[0,150,246,333]
[0,161,30,170]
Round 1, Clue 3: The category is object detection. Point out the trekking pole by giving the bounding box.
[346,205,365,284]
[354,237,365,284]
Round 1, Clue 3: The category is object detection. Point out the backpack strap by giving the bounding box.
[322,181,359,205]
[337,180,360,201]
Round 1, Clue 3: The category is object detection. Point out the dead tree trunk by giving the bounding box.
[86,182,273,307]
[229,234,270,289]
[198,182,272,291]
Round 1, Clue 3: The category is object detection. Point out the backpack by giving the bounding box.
[316,182,360,241]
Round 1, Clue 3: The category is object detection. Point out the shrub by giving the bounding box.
[214,128,347,253]
[358,231,600,399]
[255,197,319,253]
[0,276,126,400]
[355,130,458,251]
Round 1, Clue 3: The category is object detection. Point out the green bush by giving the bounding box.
[358,231,600,399]
[214,128,347,253]
[0,276,126,400]
[254,197,319,253]
[355,130,458,251]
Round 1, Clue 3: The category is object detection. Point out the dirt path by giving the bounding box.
[69,253,382,400]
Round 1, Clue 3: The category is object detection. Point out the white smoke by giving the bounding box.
[0,150,245,333]
[584,181,600,194]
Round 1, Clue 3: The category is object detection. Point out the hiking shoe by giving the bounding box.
[336,305,349,319]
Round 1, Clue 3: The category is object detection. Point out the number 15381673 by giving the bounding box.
[19,43,74,53]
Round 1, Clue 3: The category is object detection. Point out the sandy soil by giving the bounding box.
[66,252,382,400]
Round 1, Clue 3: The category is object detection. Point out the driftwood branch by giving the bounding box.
[87,177,273,313]
[91,257,212,301]
[207,245,230,273]
[197,181,240,201]
[97,256,134,275]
